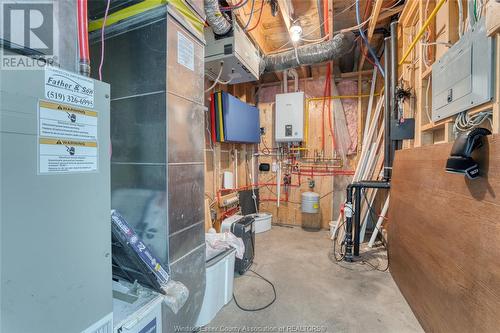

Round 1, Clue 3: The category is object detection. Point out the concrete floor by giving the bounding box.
[209,226,423,333]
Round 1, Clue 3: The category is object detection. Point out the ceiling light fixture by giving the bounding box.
[289,24,302,43]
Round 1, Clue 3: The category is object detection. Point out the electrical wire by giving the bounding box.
[205,69,233,85]
[242,0,257,31]
[361,189,389,272]
[332,219,346,261]
[205,104,214,150]
[233,268,277,311]
[424,76,432,122]
[330,191,389,271]
[476,0,484,20]
[268,11,374,55]
[205,62,225,92]
[453,110,493,134]
[355,0,384,76]
[260,137,273,155]
[457,0,464,37]
[245,159,259,213]
[271,0,403,54]
[247,0,265,32]
[98,0,111,81]
[220,0,249,11]
[300,35,329,43]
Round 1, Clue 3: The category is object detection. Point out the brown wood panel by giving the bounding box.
[388,135,500,333]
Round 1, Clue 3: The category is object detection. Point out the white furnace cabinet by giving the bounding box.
[275,92,304,142]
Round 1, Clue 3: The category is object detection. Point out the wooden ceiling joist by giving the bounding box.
[277,0,293,33]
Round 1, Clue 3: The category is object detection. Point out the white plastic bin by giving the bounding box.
[196,247,236,327]
[253,213,272,233]
[112,281,163,333]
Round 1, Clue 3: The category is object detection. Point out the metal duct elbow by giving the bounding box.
[260,31,355,74]
[204,0,232,35]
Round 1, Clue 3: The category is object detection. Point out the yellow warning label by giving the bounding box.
[39,100,97,117]
[39,138,97,147]
[313,203,319,209]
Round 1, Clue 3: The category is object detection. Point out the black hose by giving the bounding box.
[233,268,277,311]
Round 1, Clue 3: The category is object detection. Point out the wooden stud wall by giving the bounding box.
[204,75,369,230]
[204,83,257,231]
[398,0,500,147]
[255,77,369,229]
[258,91,339,229]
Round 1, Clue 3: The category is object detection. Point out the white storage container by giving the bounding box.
[196,247,236,327]
[113,281,164,333]
[221,214,243,233]
[252,213,272,233]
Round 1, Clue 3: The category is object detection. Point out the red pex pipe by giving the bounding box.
[296,167,353,172]
[77,0,90,74]
[294,169,355,174]
[292,170,355,176]
[216,182,299,204]
[260,199,289,203]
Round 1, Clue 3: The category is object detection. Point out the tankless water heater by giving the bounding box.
[275,92,305,142]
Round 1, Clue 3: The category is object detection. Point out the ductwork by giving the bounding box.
[260,31,356,74]
[204,0,231,35]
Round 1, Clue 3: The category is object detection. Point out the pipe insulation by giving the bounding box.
[204,0,232,35]
[260,32,355,73]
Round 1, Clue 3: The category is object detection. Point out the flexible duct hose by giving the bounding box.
[260,31,355,73]
[204,0,232,35]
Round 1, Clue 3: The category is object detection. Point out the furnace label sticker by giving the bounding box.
[39,138,98,174]
[38,100,98,141]
[44,66,95,108]
[177,31,194,71]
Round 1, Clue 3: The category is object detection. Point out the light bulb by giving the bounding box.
[290,24,302,43]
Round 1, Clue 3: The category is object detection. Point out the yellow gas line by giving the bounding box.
[306,94,378,102]
[304,100,309,148]
[399,0,447,65]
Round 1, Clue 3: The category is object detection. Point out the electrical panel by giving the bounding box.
[432,18,494,121]
[275,92,304,142]
[205,20,260,84]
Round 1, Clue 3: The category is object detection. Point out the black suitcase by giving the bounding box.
[231,216,255,274]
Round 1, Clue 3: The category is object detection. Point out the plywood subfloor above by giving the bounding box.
[229,0,373,54]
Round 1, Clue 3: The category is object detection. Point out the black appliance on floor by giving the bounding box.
[230,216,255,274]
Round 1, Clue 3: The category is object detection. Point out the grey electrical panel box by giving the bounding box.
[0,65,112,333]
[432,18,495,121]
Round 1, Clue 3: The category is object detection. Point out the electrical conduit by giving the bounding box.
[204,0,232,35]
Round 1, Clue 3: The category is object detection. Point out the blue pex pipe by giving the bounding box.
[356,0,385,77]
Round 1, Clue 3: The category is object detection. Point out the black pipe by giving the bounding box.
[390,21,401,152]
[344,181,391,261]
[383,37,392,181]
[354,188,362,256]
[345,185,354,262]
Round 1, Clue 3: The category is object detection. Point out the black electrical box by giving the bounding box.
[230,216,255,274]
[391,119,415,140]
